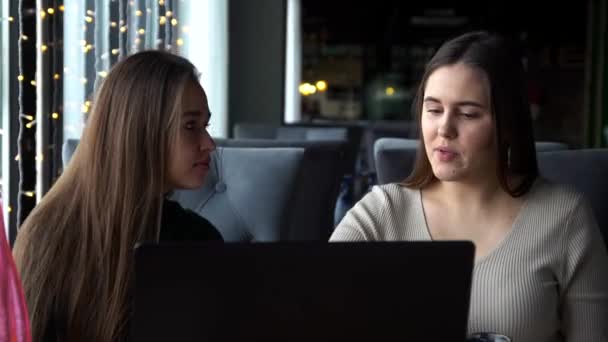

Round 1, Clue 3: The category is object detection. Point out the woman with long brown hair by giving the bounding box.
[13,50,222,341]
[331,32,608,341]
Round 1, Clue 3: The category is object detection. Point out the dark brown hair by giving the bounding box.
[403,31,538,197]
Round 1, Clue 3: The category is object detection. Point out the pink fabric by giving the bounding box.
[0,205,31,342]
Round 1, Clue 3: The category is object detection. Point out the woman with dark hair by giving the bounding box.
[331,31,608,341]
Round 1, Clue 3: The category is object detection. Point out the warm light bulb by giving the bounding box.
[385,86,395,96]
[120,26,127,33]
[85,16,93,23]
[59,5,64,11]
[8,16,14,22]
[21,35,28,41]
[52,112,59,119]
[98,71,108,78]
[17,75,24,81]
[166,11,173,17]
[182,26,190,33]
[30,80,37,86]
[176,38,184,46]
[315,80,327,92]
[111,49,119,55]
[41,45,48,52]
[40,11,46,19]
[299,83,317,96]
[24,191,35,198]
[54,73,60,80]
[138,28,145,35]
[111,21,117,27]
[171,18,177,26]
[135,10,143,16]
[47,8,55,14]
[159,16,166,25]
[159,0,165,5]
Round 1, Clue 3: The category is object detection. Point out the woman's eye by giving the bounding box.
[184,121,199,130]
[461,112,479,119]
[426,109,442,115]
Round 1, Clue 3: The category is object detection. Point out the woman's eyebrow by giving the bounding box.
[423,97,484,108]
[183,110,202,117]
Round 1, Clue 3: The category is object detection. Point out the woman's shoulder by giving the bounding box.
[369,183,420,201]
[354,183,421,217]
[161,199,224,242]
[529,177,587,208]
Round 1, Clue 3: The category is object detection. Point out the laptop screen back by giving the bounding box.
[131,241,474,342]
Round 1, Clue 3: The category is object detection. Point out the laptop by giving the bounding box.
[131,241,474,342]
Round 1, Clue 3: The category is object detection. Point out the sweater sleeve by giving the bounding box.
[559,196,608,341]
[330,186,389,242]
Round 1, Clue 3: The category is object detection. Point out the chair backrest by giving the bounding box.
[233,123,362,177]
[233,123,350,142]
[373,138,571,185]
[537,149,608,245]
[172,139,348,241]
[373,138,419,185]
[363,121,417,173]
[534,141,569,152]
[62,139,80,166]
[233,123,279,140]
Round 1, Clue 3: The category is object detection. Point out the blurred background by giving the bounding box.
[1,0,607,239]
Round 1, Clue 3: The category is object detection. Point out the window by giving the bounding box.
[62,0,228,147]
[286,2,592,147]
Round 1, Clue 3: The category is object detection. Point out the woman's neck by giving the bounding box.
[425,176,509,212]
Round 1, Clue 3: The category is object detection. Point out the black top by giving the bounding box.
[159,199,224,242]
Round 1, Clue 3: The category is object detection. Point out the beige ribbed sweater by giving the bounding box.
[330,179,608,342]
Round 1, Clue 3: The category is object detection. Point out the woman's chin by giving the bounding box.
[432,166,464,182]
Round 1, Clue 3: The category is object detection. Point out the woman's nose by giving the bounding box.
[200,130,216,151]
[438,113,457,138]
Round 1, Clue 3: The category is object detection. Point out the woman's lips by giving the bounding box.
[435,147,458,162]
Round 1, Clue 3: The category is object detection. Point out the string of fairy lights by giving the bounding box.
[2,0,188,224]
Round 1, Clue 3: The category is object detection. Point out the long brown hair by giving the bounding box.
[403,31,538,197]
[12,51,200,341]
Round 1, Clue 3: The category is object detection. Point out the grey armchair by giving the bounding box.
[373,138,419,186]
[172,139,348,241]
[537,149,608,245]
